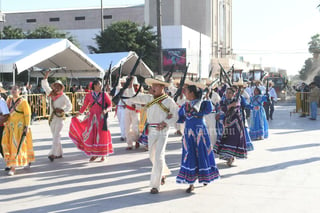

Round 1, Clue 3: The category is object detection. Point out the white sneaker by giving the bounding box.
[8,170,14,176]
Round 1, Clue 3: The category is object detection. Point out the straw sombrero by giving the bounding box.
[233,78,246,87]
[185,79,207,90]
[51,80,65,91]
[253,80,262,85]
[206,78,219,89]
[145,75,170,87]
[0,87,7,93]
[268,81,274,87]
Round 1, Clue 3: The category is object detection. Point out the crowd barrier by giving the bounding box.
[26,92,88,120]
[294,92,310,115]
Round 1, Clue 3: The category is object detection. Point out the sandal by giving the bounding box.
[161,176,166,185]
[48,155,55,162]
[186,185,194,193]
[150,188,159,194]
[100,157,105,162]
[89,156,98,162]
[226,157,234,167]
[135,142,140,149]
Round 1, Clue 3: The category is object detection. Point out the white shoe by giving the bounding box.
[8,170,14,176]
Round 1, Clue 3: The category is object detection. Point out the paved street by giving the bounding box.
[0,102,320,213]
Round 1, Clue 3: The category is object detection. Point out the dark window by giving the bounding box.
[75,16,85,21]
[26,19,36,23]
[103,15,112,19]
[49,17,60,22]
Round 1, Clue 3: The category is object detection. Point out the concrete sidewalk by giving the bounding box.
[0,103,319,213]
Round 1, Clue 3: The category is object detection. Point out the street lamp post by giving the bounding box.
[100,0,104,32]
[156,0,163,75]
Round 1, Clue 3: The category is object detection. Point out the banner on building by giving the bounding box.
[163,48,186,72]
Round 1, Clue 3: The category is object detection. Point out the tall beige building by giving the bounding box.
[144,0,233,58]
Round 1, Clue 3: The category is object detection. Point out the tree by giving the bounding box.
[1,25,79,46]
[26,26,79,46]
[89,21,158,71]
[308,34,320,54]
[299,58,313,80]
[1,26,25,39]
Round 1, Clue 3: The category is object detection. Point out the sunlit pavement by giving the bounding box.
[1,101,319,213]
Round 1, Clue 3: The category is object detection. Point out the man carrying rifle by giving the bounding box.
[126,75,178,194]
[115,77,127,141]
[42,70,72,162]
[123,76,141,150]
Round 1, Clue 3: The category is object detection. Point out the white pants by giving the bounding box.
[175,123,184,133]
[49,116,64,156]
[205,113,218,146]
[117,107,126,138]
[124,109,139,147]
[148,128,171,190]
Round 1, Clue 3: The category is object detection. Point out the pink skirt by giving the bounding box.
[69,115,113,156]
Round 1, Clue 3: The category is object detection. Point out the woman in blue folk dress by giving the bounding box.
[240,94,254,151]
[176,85,220,193]
[249,87,269,140]
[214,88,247,166]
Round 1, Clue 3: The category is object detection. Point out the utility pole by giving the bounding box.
[156,0,163,74]
[100,0,104,32]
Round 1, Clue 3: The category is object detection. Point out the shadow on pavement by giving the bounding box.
[267,143,320,152]
[9,188,191,213]
[220,157,320,179]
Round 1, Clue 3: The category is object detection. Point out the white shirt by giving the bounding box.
[0,97,9,115]
[268,87,278,101]
[210,91,221,105]
[41,79,72,113]
[129,88,178,128]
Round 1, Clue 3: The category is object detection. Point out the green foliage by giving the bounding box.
[299,58,313,80]
[308,34,320,54]
[89,21,158,71]
[1,26,25,39]
[1,25,79,47]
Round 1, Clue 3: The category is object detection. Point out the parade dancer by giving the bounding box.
[127,75,178,194]
[2,86,34,175]
[214,87,247,166]
[204,85,220,146]
[123,76,140,150]
[115,77,127,141]
[42,71,72,162]
[176,85,220,193]
[70,79,113,161]
[249,87,269,140]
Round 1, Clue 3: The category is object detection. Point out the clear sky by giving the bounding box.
[1,0,320,75]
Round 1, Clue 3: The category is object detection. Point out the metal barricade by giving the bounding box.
[295,92,310,115]
[27,94,49,119]
[26,92,89,120]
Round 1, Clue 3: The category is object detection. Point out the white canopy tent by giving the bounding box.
[0,39,104,84]
[88,51,154,78]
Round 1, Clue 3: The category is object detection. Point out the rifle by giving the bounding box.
[101,62,112,131]
[110,63,122,97]
[219,63,232,87]
[112,56,141,105]
[105,62,112,87]
[164,64,175,82]
[174,63,190,102]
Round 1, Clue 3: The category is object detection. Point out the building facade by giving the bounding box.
[145,0,233,59]
[2,5,144,52]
